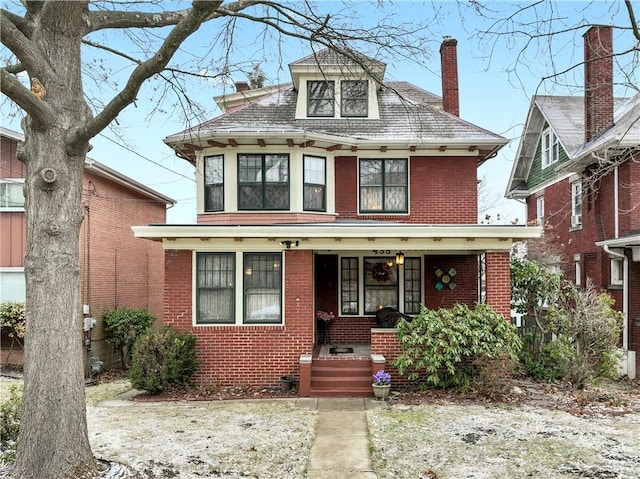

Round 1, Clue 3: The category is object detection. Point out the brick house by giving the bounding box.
[506,26,640,379]
[134,38,541,396]
[0,126,174,370]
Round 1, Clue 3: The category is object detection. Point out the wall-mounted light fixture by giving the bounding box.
[280,240,299,249]
[395,251,405,265]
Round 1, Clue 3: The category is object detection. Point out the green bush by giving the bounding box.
[0,384,23,463]
[520,334,573,382]
[103,308,156,368]
[129,327,199,394]
[392,303,521,389]
[0,301,26,340]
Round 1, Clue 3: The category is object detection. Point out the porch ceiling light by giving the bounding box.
[395,251,405,265]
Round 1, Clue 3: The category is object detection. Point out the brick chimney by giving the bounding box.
[440,36,459,116]
[584,25,613,142]
[235,81,250,93]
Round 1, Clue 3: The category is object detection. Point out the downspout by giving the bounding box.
[603,245,628,351]
[614,166,619,238]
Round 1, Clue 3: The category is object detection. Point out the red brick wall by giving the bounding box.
[371,328,409,387]
[79,171,168,364]
[440,37,459,116]
[327,317,377,343]
[335,155,478,223]
[164,249,315,387]
[485,251,511,319]
[424,254,479,310]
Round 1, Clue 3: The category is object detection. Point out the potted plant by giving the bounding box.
[372,369,391,400]
[316,310,335,344]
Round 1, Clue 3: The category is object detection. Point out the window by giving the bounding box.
[303,155,326,211]
[204,155,223,212]
[536,196,545,226]
[364,257,398,314]
[611,258,623,286]
[341,80,368,117]
[341,257,359,315]
[0,180,24,211]
[238,154,289,210]
[307,80,334,117]
[571,180,582,228]
[403,257,421,314]
[541,128,559,168]
[359,159,408,213]
[244,253,282,323]
[196,253,235,324]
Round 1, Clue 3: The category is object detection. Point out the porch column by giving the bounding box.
[485,251,511,320]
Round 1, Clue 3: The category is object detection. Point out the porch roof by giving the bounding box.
[132,223,542,252]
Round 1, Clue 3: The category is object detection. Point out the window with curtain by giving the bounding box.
[364,257,398,314]
[204,155,224,212]
[244,253,282,323]
[359,159,408,213]
[341,80,368,117]
[238,154,289,210]
[403,257,421,314]
[196,253,235,324]
[341,257,359,315]
[303,155,326,211]
[307,80,335,117]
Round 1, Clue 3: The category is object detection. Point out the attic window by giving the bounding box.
[307,80,334,117]
[341,80,368,117]
[541,128,559,168]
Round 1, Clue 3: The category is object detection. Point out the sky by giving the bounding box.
[1,1,638,224]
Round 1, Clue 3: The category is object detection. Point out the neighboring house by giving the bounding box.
[134,38,540,396]
[506,26,640,379]
[0,126,175,370]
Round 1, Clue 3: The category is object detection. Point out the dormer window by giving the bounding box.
[341,80,368,117]
[307,80,335,117]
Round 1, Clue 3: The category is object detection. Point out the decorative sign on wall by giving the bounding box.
[435,267,457,290]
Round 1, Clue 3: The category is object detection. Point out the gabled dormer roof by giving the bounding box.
[506,94,638,197]
[288,48,386,89]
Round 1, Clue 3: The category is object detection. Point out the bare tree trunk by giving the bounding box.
[10,4,96,477]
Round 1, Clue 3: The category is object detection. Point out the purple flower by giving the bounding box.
[372,370,391,385]
[316,310,335,322]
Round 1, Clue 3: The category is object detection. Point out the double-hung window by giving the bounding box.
[571,180,582,228]
[364,257,398,314]
[359,159,408,213]
[244,253,282,323]
[307,80,335,117]
[536,196,545,227]
[203,155,224,212]
[303,155,326,211]
[341,80,368,117]
[196,253,235,324]
[238,154,289,210]
[0,180,25,211]
[541,128,559,168]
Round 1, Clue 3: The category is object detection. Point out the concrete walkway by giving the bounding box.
[306,398,384,479]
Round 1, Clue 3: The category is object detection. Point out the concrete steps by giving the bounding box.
[310,358,373,397]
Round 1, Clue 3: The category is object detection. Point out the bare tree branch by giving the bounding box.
[1,7,32,37]
[86,0,260,32]
[73,1,223,144]
[0,68,56,126]
[625,0,640,41]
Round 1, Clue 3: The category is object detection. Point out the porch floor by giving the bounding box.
[315,343,371,359]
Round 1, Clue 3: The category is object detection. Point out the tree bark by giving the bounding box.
[10,3,97,478]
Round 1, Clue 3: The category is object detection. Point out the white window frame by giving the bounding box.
[536,196,545,226]
[610,258,624,286]
[541,128,559,168]
[0,179,25,212]
[574,254,581,286]
[571,180,582,228]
